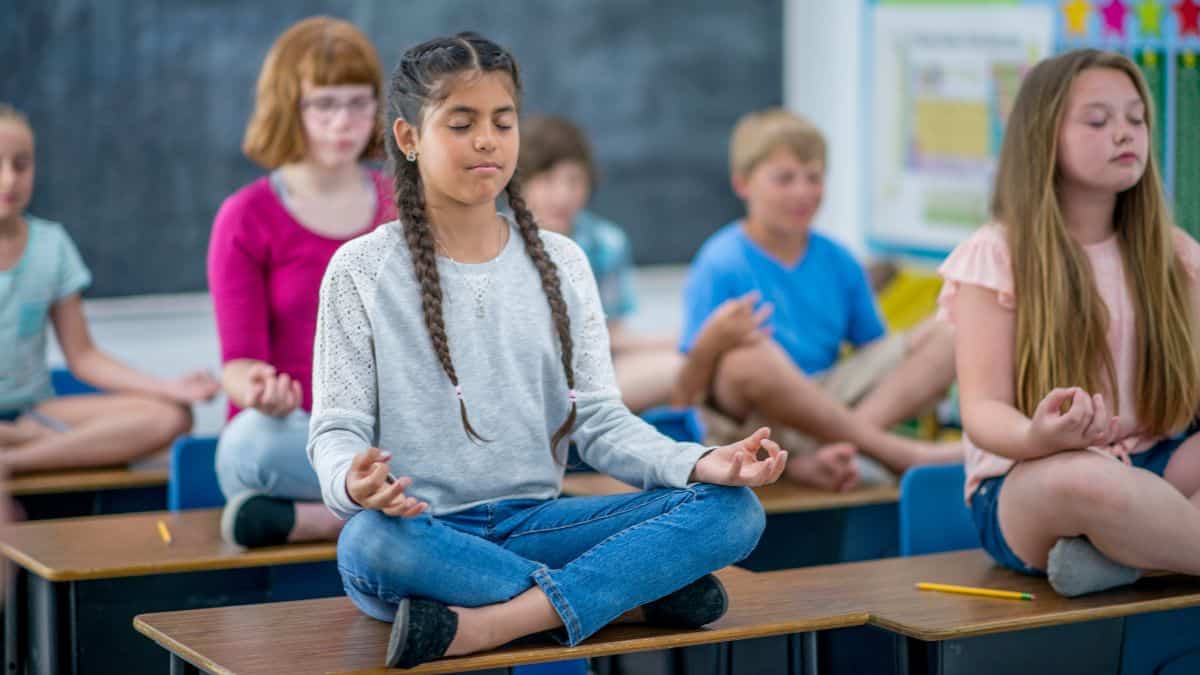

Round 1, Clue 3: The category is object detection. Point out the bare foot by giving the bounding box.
[0,418,49,446]
[783,443,859,492]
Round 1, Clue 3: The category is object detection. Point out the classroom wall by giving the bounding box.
[784,0,868,259]
[0,0,783,297]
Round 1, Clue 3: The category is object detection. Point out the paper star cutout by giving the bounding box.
[1177,0,1200,36]
[1136,0,1164,35]
[1141,48,1159,65]
[1184,50,1198,68]
[1063,0,1093,35]
[1102,0,1129,35]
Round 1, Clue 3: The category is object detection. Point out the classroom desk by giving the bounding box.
[3,452,170,518]
[763,549,1200,675]
[561,473,901,569]
[134,565,854,675]
[132,548,1200,675]
[0,508,339,675]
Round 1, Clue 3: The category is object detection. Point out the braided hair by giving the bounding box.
[384,33,576,460]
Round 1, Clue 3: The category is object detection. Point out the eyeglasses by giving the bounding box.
[299,95,378,122]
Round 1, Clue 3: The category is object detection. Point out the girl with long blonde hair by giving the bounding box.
[940,49,1200,596]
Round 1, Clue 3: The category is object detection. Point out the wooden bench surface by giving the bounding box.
[133,566,865,675]
[804,548,1200,641]
[561,473,899,514]
[0,508,336,582]
[133,549,1200,674]
[3,451,170,496]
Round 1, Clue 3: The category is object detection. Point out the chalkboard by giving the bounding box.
[0,0,782,297]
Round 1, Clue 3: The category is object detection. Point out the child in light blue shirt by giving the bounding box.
[520,116,683,413]
[0,104,218,473]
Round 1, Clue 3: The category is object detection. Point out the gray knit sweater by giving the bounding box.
[307,217,710,519]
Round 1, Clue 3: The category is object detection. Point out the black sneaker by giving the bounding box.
[219,492,295,548]
[643,574,729,628]
[386,598,459,668]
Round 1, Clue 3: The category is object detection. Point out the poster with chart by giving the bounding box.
[868,5,1053,255]
[866,0,1200,256]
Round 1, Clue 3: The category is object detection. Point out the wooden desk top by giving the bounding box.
[761,548,1200,641]
[561,473,899,515]
[4,451,170,496]
[133,566,863,675]
[131,549,1200,673]
[0,509,336,582]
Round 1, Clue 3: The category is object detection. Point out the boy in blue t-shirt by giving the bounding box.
[520,116,683,413]
[678,109,961,491]
[0,104,218,473]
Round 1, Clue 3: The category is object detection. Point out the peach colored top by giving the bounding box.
[937,223,1200,501]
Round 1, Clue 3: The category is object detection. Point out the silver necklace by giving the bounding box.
[431,218,506,320]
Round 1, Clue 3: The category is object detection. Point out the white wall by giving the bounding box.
[784,0,867,258]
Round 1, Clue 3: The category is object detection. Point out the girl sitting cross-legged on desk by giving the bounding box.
[307,32,786,668]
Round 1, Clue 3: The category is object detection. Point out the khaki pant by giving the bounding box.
[701,333,910,484]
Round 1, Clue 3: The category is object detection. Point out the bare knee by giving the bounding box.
[137,398,193,447]
[716,340,793,398]
[1035,454,1134,519]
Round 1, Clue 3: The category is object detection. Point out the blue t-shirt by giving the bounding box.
[572,210,637,319]
[680,222,884,375]
[0,215,92,410]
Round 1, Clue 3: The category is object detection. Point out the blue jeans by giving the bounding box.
[215,409,323,502]
[337,483,765,646]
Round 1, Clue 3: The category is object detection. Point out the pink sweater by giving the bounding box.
[207,170,396,419]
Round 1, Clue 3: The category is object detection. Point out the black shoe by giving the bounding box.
[219,493,295,548]
[386,598,459,668]
[643,574,729,628]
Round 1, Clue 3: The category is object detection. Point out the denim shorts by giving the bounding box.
[970,432,1191,575]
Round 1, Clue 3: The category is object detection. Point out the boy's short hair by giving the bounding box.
[518,116,597,189]
[729,108,826,179]
[242,16,384,169]
[0,103,31,130]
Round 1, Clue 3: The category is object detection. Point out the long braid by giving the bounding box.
[506,176,577,462]
[386,32,580,452]
[387,101,488,443]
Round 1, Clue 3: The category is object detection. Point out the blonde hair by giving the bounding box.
[729,108,826,179]
[0,103,31,132]
[242,16,384,169]
[995,49,1200,435]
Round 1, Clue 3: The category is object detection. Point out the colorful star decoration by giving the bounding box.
[1135,0,1164,35]
[1063,0,1093,35]
[1102,0,1129,36]
[1178,0,1200,37]
[1185,50,1198,68]
[1141,47,1159,65]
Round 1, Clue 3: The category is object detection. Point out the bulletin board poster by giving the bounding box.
[866,0,1200,257]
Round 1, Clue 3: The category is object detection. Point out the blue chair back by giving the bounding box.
[168,435,224,511]
[513,661,589,675]
[898,464,977,556]
[640,406,705,443]
[50,367,101,396]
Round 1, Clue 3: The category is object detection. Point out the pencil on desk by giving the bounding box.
[916,582,1034,601]
[156,519,173,546]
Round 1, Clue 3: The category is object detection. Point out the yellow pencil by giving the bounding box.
[916,582,1034,601]
[156,519,173,546]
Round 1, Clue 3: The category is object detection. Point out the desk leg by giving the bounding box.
[787,632,818,675]
[170,654,203,675]
[5,564,25,674]
[28,576,70,675]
